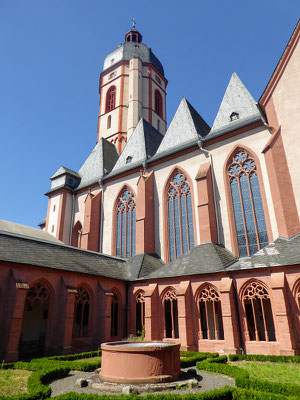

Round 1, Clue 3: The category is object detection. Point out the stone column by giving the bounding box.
[271,271,296,355]
[177,281,193,350]
[62,283,78,354]
[144,284,158,341]
[104,292,113,342]
[6,283,29,361]
[219,277,240,353]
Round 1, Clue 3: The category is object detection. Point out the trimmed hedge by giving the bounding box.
[229,354,300,363]
[197,358,300,398]
[54,387,234,400]
[180,351,219,368]
[232,388,299,400]
[48,350,101,361]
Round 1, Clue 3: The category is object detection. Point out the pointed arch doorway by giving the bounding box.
[19,282,51,359]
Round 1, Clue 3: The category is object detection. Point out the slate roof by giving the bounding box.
[0,219,62,244]
[77,138,119,189]
[125,254,164,280]
[51,167,80,180]
[103,42,164,76]
[106,119,163,178]
[206,72,264,140]
[226,234,300,271]
[151,98,210,161]
[142,242,238,280]
[0,231,127,280]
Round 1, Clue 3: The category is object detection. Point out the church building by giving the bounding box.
[1,21,300,361]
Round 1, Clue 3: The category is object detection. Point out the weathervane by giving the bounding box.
[132,17,136,29]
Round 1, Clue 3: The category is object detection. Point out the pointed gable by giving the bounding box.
[209,72,263,137]
[77,138,119,189]
[153,98,210,158]
[107,118,163,177]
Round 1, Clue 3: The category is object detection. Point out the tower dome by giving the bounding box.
[97,24,167,153]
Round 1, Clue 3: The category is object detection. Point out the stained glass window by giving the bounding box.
[167,171,195,261]
[116,188,136,258]
[228,150,268,257]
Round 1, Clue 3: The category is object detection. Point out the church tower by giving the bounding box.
[96,23,167,153]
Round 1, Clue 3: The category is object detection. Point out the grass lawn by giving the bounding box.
[0,369,32,397]
[231,361,300,385]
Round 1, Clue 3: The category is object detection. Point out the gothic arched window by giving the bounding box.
[163,289,179,339]
[167,171,195,261]
[228,149,268,257]
[73,287,90,338]
[135,291,145,336]
[155,90,163,118]
[243,281,276,342]
[106,86,116,113]
[197,285,224,340]
[116,188,136,258]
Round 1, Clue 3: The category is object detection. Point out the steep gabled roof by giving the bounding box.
[125,253,164,280]
[77,138,119,189]
[152,98,210,160]
[206,72,263,140]
[106,118,163,178]
[51,166,80,180]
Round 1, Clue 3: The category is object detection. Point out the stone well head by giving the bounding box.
[99,341,181,384]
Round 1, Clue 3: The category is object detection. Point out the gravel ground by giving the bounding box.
[50,368,235,397]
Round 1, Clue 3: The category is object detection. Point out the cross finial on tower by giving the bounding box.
[132,17,136,29]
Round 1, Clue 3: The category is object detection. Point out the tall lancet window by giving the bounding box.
[228,150,268,257]
[116,188,136,258]
[167,171,195,261]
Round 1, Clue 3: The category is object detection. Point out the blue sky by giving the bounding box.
[0,1,299,227]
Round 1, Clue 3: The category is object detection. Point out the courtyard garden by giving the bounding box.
[0,350,300,399]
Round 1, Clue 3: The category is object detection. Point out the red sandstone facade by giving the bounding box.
[1,23,300,361]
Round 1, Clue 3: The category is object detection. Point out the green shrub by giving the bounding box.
[232,387,299,400]
[229,354,300,363]
[54,386,234,399]
[180,352,219,368]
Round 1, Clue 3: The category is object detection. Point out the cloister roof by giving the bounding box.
[227,234,300,271]
[0,230,127,281]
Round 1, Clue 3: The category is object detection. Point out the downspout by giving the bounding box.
[197,139,221,244]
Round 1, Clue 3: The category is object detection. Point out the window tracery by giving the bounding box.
[228,149,268,257]
[73,287,90,338]
[167,171,195,261]
[243,281,276,342]
[163,289,179,339]
[26,282,50,305]
[116,188,136,258]
[198,285,224,340]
